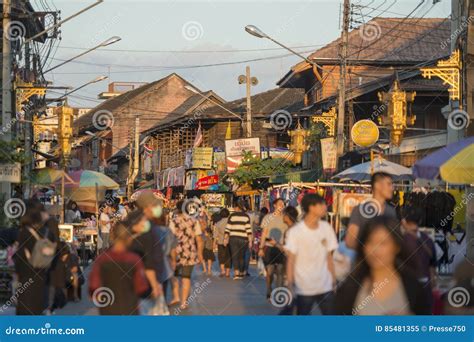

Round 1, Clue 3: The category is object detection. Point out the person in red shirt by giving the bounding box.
[89,222,149,315]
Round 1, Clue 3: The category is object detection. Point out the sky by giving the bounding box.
[38,0,452,108]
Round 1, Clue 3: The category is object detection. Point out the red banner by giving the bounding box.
[195,175,219,189]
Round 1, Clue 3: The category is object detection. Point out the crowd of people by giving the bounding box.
[7,171,472,315]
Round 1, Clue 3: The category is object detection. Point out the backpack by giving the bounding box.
[28,227,57,269]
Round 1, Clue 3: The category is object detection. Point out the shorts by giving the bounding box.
[264,246,285,266]
[174,265,194,279]
[203,248,215,261]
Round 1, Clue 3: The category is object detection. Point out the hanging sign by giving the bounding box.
[0,163,21,183]
[351,120,379,147]
[320,138,337,173]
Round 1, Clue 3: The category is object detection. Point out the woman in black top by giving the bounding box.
[14,199,50,315]
[335,216,431,315]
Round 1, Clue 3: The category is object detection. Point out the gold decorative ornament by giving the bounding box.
[377,80,416,146]
[312,107,336,137]
[420,49,461,101]
[287,120,310,164]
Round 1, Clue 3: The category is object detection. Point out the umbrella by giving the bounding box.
[413,136,474,184]
[32,168,73,185]
[60,170,119,213]
[332,159,413,182]
[130,189,165,202]
[64,170,119,189]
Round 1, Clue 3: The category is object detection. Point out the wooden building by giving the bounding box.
[277,17,452,167]
[72,73,207,172]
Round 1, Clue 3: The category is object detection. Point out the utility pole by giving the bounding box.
[127,117,139,198]
[238,66,258,138]
[336,0,350,167]
[1,0,13,200]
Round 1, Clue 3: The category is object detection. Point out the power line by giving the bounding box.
[54,44,327,54]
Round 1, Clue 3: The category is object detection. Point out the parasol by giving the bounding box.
[332,159,413,182]
[413,136,474,184]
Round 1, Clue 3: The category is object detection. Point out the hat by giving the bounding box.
[135,190,162,209]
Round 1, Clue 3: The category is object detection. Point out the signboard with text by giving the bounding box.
[320,138,337,173]
[224,138,261,173]
[0,163,21,183]
[192,147,213,169]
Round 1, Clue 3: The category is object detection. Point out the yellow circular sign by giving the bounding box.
[351,120,379,147]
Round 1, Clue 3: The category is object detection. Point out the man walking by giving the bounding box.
[345,172,396,249]
[285,194,337,315]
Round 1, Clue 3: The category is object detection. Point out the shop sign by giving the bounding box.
[0,163,21,183]
[195,175,219,189]
[225,138,261,173]
[192,147,213,169]
[320,138,337,173]
[351,120,379,147]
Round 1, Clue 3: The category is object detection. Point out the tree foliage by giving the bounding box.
[230,150,291,186]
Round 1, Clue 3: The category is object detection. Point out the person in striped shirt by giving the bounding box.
[224,201,252,280]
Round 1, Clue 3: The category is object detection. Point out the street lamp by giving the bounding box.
[44,36,122,73]
[244,25,322,69]
[61,75,108,98]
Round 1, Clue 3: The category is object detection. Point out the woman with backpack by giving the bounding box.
[14,199,55,315]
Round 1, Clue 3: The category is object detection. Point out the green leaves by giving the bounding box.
[230,150,291,186]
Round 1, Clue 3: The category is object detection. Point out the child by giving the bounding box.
[202,228,215,276]
[89,222,149,315]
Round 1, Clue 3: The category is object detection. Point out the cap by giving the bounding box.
[135,190,162,209]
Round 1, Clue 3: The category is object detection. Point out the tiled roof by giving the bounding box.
[312,17,450,61]
[74,73,195,133]
[142,87,305,135]
[278,17,451,87]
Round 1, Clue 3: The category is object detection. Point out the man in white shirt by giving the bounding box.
[99,205,112,249]
[285,193,338,315]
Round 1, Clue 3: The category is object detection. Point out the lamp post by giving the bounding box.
[44,36,121,73]
[244,25,322,70]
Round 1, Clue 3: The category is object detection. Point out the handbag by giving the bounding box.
[28,227,56,269]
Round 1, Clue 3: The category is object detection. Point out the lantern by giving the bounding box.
[288,121,310,164]
[377,80,416,147]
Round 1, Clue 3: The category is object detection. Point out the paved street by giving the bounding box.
[0,264,279,316]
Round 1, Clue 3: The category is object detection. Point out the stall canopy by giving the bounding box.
[32,168,74,185]
[61,170,119,212]
[332,159,412,182]
[413,136,474,184]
